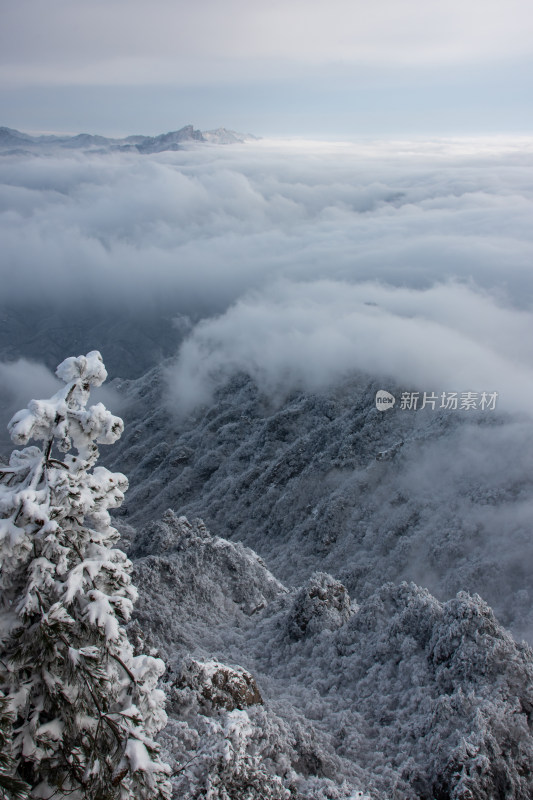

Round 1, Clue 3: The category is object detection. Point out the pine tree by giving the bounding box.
[0,689,30,799]
[0,351,171,800]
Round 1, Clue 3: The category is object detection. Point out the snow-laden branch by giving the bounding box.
[0,351,171,800]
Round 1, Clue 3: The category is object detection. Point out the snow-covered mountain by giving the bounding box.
[103,364,533,643]
[100,358,533,796]
[0,124,259,155]
[202,127,261,144]
[126,510,533,799]
[3,343,533,798]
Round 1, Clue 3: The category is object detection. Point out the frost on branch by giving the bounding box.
[0,690,29,800]
[0,351,171,800]
[8,351,122,462]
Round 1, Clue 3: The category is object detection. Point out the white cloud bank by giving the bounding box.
[1,138,533,308]
[166,279,533,415]
[2,137,533,415]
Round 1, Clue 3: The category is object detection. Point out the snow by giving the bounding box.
[108,367,533,643]
[133,511,533,799]
[55,351,108,387]
[125,739,155,773]
[35,720,64,741]
[0,352,172,799]
[85,589,121,640]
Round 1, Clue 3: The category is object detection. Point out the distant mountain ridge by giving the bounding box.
[0,124,260,154]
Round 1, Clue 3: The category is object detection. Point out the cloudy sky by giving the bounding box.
[2,0,533,136]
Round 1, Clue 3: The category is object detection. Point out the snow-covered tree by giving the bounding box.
[0,689,29,799]
[0,351,171,800]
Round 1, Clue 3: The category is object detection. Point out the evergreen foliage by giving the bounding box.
[0,351,171,800]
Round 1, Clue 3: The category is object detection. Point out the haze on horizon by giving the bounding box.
[1,0,533,138]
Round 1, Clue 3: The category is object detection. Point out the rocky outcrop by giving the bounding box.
[175,658,263,712]
[288,572,353,640]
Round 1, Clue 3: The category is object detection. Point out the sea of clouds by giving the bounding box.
[1,137,533,413]
[3,136,533,641]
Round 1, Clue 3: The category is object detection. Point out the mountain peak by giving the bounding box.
[0,124,259,155]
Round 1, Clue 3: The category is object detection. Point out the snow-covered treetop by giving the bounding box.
[0,350,126,582]
[55,350,108,386]
[7,350,123,463]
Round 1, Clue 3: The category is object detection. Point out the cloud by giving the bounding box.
[3,137,533,641]
[2,0,533,88]
[2,137,533,417]
[1,138,533,314]
[0,359,62,411]
[165,279,533,415]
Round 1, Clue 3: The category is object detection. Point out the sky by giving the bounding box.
[1,0,533,137]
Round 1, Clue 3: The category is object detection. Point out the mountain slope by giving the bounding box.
[128,511,533,800]
[106,365,533,641]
